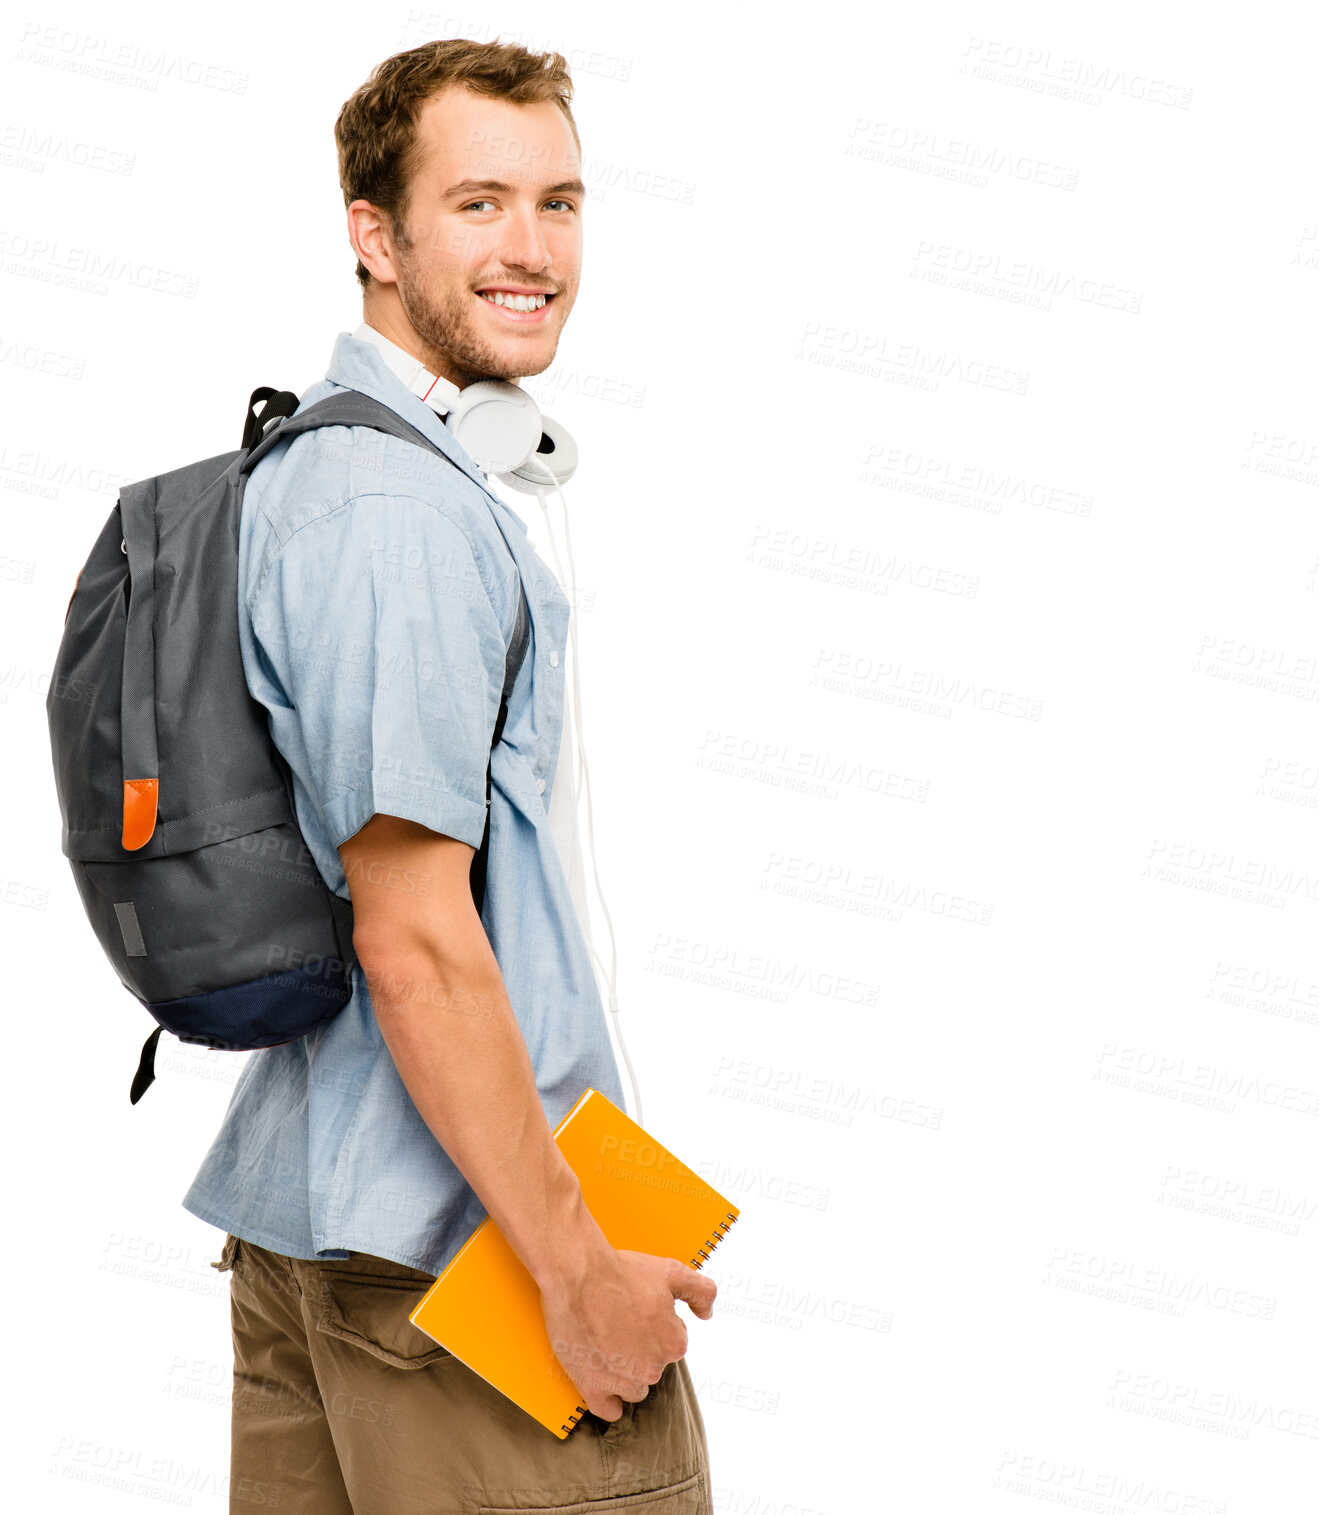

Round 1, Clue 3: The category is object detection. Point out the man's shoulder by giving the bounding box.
[249,390,488,536]
[240,391,516,622]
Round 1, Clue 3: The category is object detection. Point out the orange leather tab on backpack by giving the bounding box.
[122,778,158,850]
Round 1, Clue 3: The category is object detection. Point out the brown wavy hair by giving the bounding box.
[334,37,580,291]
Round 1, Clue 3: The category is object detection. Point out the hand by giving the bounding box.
[539,1244,717,1421]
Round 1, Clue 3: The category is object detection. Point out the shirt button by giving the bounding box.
[536,778,546,794]
[549,650,559,667]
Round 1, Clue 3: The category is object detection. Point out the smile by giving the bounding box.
[475,288,554,323]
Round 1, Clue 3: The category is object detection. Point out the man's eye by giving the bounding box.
[462,199,576,213]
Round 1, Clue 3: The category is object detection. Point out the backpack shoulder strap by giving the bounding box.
[470,578,530,917]
[240,389,454,478]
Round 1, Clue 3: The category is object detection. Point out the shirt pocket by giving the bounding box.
[314,1265,452,1369]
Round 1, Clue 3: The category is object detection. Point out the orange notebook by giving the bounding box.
[409,1087,740,1438]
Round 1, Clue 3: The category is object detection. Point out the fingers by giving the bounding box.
[578,1354,664,1416]
[616,1355,668,1403]
[672,1320,688,1360]
[585,1363,660,1411]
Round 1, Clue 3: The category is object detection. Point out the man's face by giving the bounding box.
[357,86,584,388]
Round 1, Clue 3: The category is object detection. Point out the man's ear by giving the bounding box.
[348,198,399,288]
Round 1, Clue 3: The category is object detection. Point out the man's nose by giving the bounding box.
[499,209,553,274]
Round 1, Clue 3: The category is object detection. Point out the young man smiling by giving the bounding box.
[184,39,716,1514]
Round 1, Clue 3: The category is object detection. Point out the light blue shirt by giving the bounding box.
[182,330,626,1274]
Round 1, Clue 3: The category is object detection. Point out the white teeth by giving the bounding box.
[479,291,546,311]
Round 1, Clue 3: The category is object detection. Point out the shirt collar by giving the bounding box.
[323,328,498,502]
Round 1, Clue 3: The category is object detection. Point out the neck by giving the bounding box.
[359,283,461,385]
[353,317,462,417]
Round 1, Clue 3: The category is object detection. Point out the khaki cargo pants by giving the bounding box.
[212,1234,712,1514]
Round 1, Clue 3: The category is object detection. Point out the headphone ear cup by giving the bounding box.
[445,379,543,475]
[499,414,579,495]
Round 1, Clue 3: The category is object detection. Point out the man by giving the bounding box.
[183,38,716,1514]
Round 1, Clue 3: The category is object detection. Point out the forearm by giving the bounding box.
[359,913,609,1291]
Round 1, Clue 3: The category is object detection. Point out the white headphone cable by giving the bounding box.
[522,455,643,1129]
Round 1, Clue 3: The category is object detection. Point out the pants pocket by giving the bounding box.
[209,1233,241,1273]
[476,1470,706,1513]
[314,1263,452,1369]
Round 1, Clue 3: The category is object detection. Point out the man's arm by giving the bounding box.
[339,812,716,1420]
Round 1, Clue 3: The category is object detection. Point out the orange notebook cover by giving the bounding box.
[409,1088,740,1439]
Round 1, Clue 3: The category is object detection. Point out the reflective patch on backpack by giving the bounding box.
[113,900,147,957]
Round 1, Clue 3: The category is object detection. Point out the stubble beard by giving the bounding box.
[396,245,532,387]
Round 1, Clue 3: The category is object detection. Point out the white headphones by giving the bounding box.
[352,321,577,495]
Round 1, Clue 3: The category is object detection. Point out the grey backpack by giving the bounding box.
[45,386,529,1102]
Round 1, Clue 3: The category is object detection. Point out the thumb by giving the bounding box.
[668,1261,717,1319]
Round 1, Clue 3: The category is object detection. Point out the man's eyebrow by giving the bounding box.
[441,177,587,200]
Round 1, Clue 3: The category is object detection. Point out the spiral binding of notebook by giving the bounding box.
[692,1212,738,1268]
[410,1088,743,1441]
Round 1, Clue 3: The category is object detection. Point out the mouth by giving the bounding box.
[474,286,556,324]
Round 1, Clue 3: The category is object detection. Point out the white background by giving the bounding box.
[4,2,1318,1510]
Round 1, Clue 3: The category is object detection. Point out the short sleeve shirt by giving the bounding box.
[181,331,627,1274]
